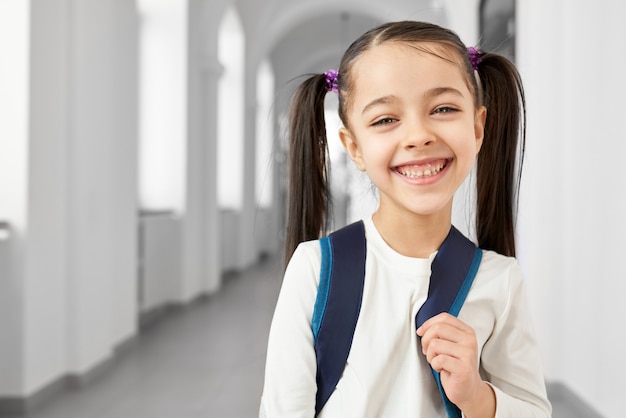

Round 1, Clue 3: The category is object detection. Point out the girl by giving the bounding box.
[260,21,551,418]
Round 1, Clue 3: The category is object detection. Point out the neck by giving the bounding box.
[371,208,452,258]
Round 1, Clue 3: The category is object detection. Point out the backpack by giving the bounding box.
[311,221,482,417]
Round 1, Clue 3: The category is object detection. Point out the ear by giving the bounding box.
[474,106,487,153]
[339,127,366,171]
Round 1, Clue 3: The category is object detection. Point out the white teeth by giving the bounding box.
[398,162,445,179]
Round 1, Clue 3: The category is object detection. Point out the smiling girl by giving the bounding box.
[260,21,551,418]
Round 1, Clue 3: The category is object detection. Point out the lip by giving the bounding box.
[392,158,451,185]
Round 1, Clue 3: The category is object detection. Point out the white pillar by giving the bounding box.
[238,74,261,269]
[184,0,222,297]
[24,0,73,394]
[104,0,140,350]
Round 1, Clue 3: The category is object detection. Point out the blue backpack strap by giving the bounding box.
[415,226,483,418]
[311,221,366,416]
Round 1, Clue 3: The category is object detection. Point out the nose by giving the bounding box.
[402,115,435,149]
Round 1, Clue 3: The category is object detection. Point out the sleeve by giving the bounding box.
[259,242,320,418]
[481,261,553,418]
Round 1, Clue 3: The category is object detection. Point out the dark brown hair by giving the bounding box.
[284,21,525,265]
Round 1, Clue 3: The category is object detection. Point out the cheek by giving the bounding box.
[445,126,480,170]
[455,137,480,174]
[451,121,481,154]
[360,141,395,171]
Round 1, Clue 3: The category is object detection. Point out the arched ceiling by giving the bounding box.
[269,12,382,93]
[238,0,447,68]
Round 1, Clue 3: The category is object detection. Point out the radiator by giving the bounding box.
[138,211,182,314]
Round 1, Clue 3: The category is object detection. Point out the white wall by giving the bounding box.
[52,0,138,380]
[0,0,140,398]
[442,0,480,45]
[0,229,24,396]
[517,2,626,417]
[108,0,141,351]
[25,0,72,393]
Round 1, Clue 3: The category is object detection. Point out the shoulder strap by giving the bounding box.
[312,221,366,416]
[415,226,483,418]
[415,226,482,326]
[312,223,482,418]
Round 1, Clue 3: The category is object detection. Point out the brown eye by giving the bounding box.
[372,117,397,127]
[433,106,459,114]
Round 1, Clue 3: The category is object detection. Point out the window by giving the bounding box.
[138,0,188,212]
[217,7,245,210]
[0,2,29,227]
[255,60,275,209]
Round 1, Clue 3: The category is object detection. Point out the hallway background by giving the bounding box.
[1,1,624,417]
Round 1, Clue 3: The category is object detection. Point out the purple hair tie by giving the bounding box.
[467,47,482,71]
[324,69,339,93]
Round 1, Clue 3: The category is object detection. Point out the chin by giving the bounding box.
[404,199,453,219]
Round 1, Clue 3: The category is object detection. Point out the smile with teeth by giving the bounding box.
[395,159,448,179]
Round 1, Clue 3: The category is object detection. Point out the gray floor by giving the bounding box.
[1,256,601,418]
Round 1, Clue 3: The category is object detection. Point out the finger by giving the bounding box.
[430,353,479,392]
[430,352,461,374]
[423,335,476,365]
[417,312,470,336]
[419,321,474,355]
[420,325,459,355]
[424,338,458,364]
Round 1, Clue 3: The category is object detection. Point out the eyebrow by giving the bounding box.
[361,87,466,115]
[423,86,465,100]
[361,95,397,115]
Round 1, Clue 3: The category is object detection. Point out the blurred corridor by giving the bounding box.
[0,256,283,418]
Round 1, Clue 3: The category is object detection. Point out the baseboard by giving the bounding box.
[138,294,210,332]
[139,302,185,331]
[0,335,137,416]
[0,293,213,416]
[0,375,67,415]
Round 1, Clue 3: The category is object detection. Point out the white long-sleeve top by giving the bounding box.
[260,217,551,417]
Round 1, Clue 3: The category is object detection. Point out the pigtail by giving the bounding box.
[284,74,331,266]
[474,52,526,257]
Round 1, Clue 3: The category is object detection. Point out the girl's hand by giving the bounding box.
[416,313,495,418]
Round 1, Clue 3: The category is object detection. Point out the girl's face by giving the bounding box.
[339,42,486,224]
